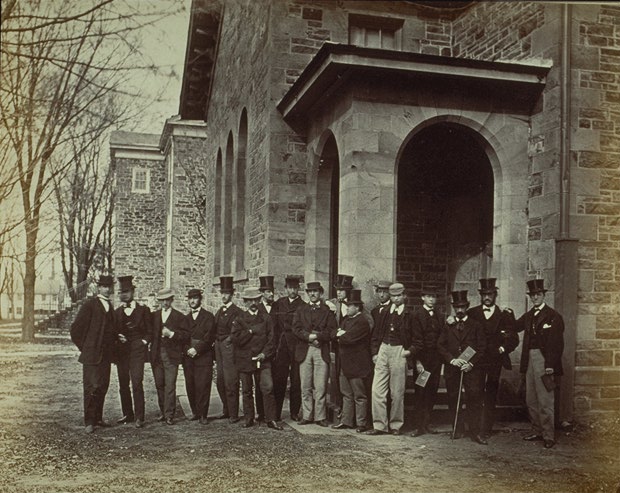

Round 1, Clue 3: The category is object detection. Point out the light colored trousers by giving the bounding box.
[526,348,555,441]
[372,343,407,432]
[299,345,329,421]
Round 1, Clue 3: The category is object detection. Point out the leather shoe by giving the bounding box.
[365,429,385,435]
[316,419,329,427]
[332,423,351,430]
[523,434,543,441]
[216,414,229,420]
[200,417,208,425]
[290,413,300,421]
[390,429,401,436]
[188,414,199,421]
[544,439,555,449]
[356,426,369,433]
[472,434,488,445]
[96,420,112,428]
[298,419,313,425]
[242,420,254,428]
[157,415,166,422]
[85,424,95,434]
[412,428,427,437]
[117,415,134,424]
[165,418,174,425]
[451,431,464,439]
[135,420,144,428]
[267,421,283,431]
[229,417,240,424]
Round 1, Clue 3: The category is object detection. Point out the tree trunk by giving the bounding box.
[21,227,37,342]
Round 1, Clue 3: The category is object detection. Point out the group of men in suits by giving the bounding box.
[70,273,564,449]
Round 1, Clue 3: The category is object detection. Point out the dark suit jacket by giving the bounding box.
[338,314,372,379]
[437,316,486,367]
[370,301,391,337]
[516,304,565,375]
[184,308,216,366]
[370,306,415,357]
[71,297,116,365]
[467,305,518,370]
[150,308,190,365]
[410,307,443,368]
[273,295,305,351]
[257,300,278,341]
[112,302,152,363]
[292,301,338,364]
[231,310,275,372]
[214,303,243,341]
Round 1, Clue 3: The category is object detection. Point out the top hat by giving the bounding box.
[258,275,275,292]
[374,280,392,290]
[219,276,234,294]
[97,275,114,287]
[389,283,405,296]
[334,274,354,290]
[241,287,262,300]
[117,276,135,291]
[345,289,364,306]
[284,276,301,288]
[526,279,547,295]
[305,281,324,292]
[421,286,438,296]
[187,288,203,298]
[478,278,498,294]
[156,287,175,300]
[450,290,469,306]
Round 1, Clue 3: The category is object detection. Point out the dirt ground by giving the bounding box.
[0,337,618,493]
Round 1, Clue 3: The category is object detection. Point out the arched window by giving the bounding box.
[222,132,234,275]
[233,109,248,273]
[213,148,223,275]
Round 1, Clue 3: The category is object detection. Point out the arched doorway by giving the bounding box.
[396,122,494,309]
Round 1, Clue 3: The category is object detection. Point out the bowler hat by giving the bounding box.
[284,276,301,288]
[156,287,175,300]
[334,274,354,290]
[526,279,547,295]
[389,283,405,296]
[242,287,262,300]
[258,275,275,292]
[305,281,324,292]
[374,280,392,290]
[187,288,203,298]
[421,286,438,296]
[450,290,469,306]
[117,276,135,291]
[345,289,364,306]
[219,276,234,294]
[97,275,114,287]
[478,278,498,294]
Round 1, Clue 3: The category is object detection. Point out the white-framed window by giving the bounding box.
[132,167,150,193]
[16,307,22,315]
[349,13,404,50]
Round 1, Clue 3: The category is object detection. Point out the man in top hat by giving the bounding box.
[182,288,215,425]
[255,275,278,422]
[437,290,487,444]
[410,286,443,437]
[113,276,152,428]
[231,287,283,430]
[467,278,519,440]
[272,275,305,421]
[515,279,564,449]
[367,282,415,436]
[293,281,338,426]
[71,275,117,433]
[332,289,372,432]
[213,276,243,423]
[150,288,189,425]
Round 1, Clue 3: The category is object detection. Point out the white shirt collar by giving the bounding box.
[222,301,232,309]
[390,304,404,315]
[534,303,546,311]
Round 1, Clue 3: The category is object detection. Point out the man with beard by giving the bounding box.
[70,275,116,434]
[293,281,338,426]
[231,287,283,430]
[114,276,152,428]
[272,276,305,421]
[213,276,243,423]
[150,288,189,425]
[437,290,487,444]
[254,275,277,422]
[183,288,215,425]
[467,278,518,440]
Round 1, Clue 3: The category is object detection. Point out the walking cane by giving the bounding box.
[451,370,465,439]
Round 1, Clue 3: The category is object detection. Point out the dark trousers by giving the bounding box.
[240,368,277,423]
[480,363,502,433]
[339,371,368,427]
[413,358,442,430]
[82,359,111,426]
[214,339,239,419]
[117,339,147,421]
[445,366,482,436]
[329,346,342,413]
[272,332,301,419]
[182,352,214,419]
[151,348,179,419]
[254,374,265,420]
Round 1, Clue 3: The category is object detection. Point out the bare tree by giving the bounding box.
[175,154,208,261]
[1,0,182,341]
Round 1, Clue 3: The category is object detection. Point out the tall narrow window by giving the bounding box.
[132,167,150,193]
[222,132,234,275]
[213,149,223,276]
[349,13,403,50]
[233,110,248,274]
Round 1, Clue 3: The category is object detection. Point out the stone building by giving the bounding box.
[113,0,620,419]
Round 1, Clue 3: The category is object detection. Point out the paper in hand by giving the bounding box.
[415,370,431,388]
[458,346,476,362]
